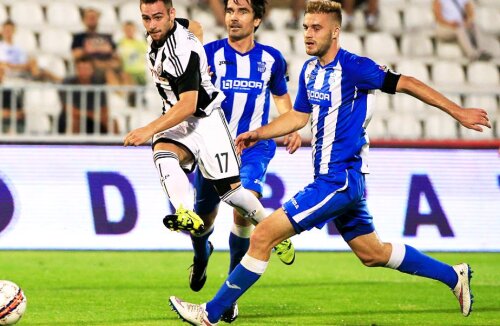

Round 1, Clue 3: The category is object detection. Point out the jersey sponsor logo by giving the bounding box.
[221,77,264,94]
[219,60,235,65]
[307,90,330,101]
[307,90,331,106]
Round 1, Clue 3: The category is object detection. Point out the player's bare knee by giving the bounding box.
[249,227,274,253]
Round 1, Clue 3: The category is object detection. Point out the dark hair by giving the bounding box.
[75,55,93,65]
[305,0,342,26]
[140,0,173,7]
[224,0,267,20]
[2,19,15,27]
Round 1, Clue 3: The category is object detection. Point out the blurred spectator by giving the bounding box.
[117,22,148,86]
[285,0,306,30]
[58,56,114,134]
[71,7,131,85]
[0,65,24,133]
[336,0,379,32]
[0,20,59,82]
[433,0,492,61]
[197,0,226,27]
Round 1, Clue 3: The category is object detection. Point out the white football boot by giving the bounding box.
[452,263,473,316]
[169,296,218,325]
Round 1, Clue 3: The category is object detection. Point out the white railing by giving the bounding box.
[0,83,499,143]
[1,84,163,143]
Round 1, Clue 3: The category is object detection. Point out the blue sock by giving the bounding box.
[397,245,458,288]
[228,232,250,273]
[205,258,265,323]
[190,227,213,262]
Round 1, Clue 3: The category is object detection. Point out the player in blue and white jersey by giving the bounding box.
[187,0,301,321]
[124,0,292,265]
[170,1,492,324]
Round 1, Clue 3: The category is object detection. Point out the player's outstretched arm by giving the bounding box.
[235,130,259,154]
[236,110,309,154]
[124,90,198,146]
[273,93,302,154]
[395,75,491,132]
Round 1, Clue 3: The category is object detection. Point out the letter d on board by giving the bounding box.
[0,177,15,233]
[87,172,138,234]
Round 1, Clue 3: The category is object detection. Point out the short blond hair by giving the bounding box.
[305,1,342,25]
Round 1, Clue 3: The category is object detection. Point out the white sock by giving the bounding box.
[231,223,254,238]
[221,186,266,224]
[153,150,193,210]
[241,254,269,275]
[385,243,406,269]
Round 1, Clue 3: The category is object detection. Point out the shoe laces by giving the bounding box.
[184,302,206,321]
[274,239,291,255]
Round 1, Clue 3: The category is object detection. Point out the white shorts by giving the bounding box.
[152,107,240,181]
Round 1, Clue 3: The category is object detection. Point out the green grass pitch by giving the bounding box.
[0,251,499,325]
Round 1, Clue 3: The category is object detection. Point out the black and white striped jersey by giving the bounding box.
[146,19,221,117]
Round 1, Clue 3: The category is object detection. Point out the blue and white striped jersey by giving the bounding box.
[204,39,288,138]
[294,48,394,176]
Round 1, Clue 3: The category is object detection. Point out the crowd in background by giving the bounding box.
[0,0,498,138]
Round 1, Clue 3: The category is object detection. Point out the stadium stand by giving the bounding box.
[435,42,463,61]
[0,4,7,25]
[11,27,37,56]
[257,31,294,57]
[36,53,67,81]
[46,2,84,33]
[400,33,435,59]
[39,28,74,60]
[364,32,400,63]
[118,2,144,28]
[9,1,45,31]
[379,7,402,34]
[396,59,431,83]
[0,0,497,142]
[402,6,435,34]
[341,32,364,55]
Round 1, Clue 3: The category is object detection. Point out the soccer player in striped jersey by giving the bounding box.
[124,0,295,272]
[189,0,301,321]
[169,1,492,324]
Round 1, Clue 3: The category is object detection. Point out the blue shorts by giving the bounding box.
[282,169,374,242]
[194,139,276,215]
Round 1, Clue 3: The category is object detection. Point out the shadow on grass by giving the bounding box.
[240,305,500,319]
[21,316,175,326]
[20,306,500,325]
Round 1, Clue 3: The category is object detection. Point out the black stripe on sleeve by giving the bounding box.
[176,52,200,94]
[381,70,401,94]
[166,36,183,76]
